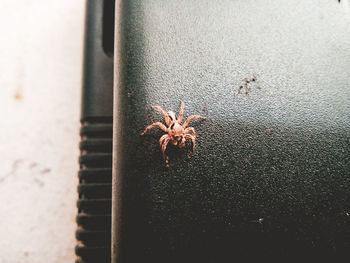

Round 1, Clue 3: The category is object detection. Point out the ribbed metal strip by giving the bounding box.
[78,199,112,214]
[78,168,112,183]
[78,183,112,199]
[75,245,110,262]
[76,214,111,231]
[76,229,111,246]
[80,123,113,138]
[80,138,113,153]
[76,120,112,263]
[79,153,112,168]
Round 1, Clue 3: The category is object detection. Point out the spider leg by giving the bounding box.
[178,135,186,148]
[184,127,196,136]
[159,134,168,146]
[140,122,168,135]
[177,101,185,123]
[152,105,170,126]
[183,115,206,129]
[184,133,196,159]
[160,135,170,167]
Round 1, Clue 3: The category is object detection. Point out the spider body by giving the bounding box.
[140,101,205,167]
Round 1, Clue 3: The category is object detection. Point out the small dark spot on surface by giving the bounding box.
[12,159,23,169]
[29,162,38,168]
[41,168,51,174]
[24,251,29,257]
[14,90,22,101]
[34,178,44,187]
[265,128,273,134]
[202,102,208,112]
[238,75,261,95]
[1,159,24,181]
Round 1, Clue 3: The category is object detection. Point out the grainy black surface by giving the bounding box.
[113,0,350,262]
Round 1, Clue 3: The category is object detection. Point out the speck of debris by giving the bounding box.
[238,75,261,96]
[41,168,51,174]
[265,128,273,134]
[29,162,38,168]
[3,159,24,178]
[250,217,264,224]
[14,90,22,100]
[13,159,23,169]
[202,102,208,112]
[34,178,44,187]
[24,251,29,257]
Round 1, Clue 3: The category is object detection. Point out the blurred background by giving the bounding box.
[0,0,85,262]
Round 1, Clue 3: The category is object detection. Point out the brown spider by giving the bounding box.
[140,101,206,167]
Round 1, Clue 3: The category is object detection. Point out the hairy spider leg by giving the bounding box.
[152,105,170,126]
[140,122,168,135]
[183,115,206,129]
[184,127,196,136]
[177,101,185,123]
[159,134,169,146]
[184,133,196,159]
[160,135,171,167]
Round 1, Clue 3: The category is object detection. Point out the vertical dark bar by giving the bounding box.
[81,0,114,121]
[77,1,115,263]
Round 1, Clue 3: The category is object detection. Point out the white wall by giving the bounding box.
[0,1,85,262]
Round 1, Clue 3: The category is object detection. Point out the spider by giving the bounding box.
[140,101,206,167]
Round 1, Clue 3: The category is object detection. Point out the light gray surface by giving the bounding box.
[0,1,85,262]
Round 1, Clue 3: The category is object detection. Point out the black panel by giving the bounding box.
[112,1,350,262]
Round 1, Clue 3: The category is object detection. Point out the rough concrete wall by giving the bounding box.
[0,0,85,262]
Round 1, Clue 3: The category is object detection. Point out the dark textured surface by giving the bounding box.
[113,0,350,262]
